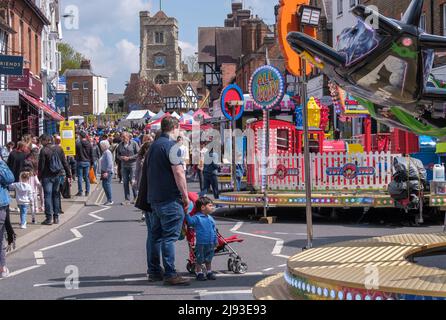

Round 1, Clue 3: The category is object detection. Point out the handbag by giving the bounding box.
[89,167,97,184]
[62,178,71,199]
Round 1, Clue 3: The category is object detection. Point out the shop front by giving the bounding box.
[8,69,63,141]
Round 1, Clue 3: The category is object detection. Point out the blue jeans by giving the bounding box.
[77,161,91,194]
[236,176,242,191]
[145,211,162,275]
[200,174,219,199]
[18,204,28,225]
[101,173,113,202]
[121,165,137,201]
[43,176,62,219]
[149,200,184,278]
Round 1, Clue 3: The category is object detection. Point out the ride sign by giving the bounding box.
[221,84,244,121]
[326,163,375,179]
[249,65,285,110]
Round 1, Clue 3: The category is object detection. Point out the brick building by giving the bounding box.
[65,60,108,116]
[360,0,446,35]
[1,0,67,142]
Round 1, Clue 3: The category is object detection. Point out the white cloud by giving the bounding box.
[68,35,139,92]
[178,41,197,59]
[114,0,151,31]
[116,39,140,72]
[244,0,275,24]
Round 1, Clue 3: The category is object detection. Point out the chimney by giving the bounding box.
[232,0,243,13]
[80,60,91,70]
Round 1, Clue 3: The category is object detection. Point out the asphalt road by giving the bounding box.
[0,180,445,300]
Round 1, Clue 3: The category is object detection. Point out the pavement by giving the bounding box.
[1,179,445,300]
[7,178,101,256]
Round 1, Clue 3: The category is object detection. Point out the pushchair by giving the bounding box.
[183,193,248,275]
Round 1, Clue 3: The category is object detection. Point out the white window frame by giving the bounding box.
[337,0,343,16]
[83,81,89,90]
[419,13,426,31]
[83,95,89,105]
[72,95,79,105]
[72,82,79,90]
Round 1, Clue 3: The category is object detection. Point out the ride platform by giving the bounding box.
[253,233,446,300]
[215,191,446,210]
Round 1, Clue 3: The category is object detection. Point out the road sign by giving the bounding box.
[221,84,244,121]
[0,90,19,106]
[60,120,76,156]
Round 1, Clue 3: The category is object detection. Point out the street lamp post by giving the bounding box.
[297,5,321,250]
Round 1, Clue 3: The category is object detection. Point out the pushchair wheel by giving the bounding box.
[233,260,248,274]
[227,258,234,272]
[186,261,196,274]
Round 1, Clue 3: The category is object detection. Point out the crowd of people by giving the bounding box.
[0,118,233,284]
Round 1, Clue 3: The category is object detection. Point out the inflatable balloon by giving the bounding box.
[286,0,446,139]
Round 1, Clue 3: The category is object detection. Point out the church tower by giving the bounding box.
[139,10,183,84]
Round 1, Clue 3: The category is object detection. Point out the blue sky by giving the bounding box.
[60,0,276,93]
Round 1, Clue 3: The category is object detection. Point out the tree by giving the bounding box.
[124,76,165,112]
[183,54,203,82]
[58,42,85,74]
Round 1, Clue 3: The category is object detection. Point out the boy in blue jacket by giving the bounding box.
[185,197,218,281]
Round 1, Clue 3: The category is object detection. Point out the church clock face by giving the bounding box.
[155,56,166,68]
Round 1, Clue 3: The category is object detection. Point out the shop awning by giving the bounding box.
[19,91,65,121]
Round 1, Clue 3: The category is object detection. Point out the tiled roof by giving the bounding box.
[158,82,199,98]
[198,27,241,65]
[153,11,169,19]
[64,69,97,77]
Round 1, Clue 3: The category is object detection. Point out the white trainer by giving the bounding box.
[0,267,10,278]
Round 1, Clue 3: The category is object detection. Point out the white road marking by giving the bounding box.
[63,296,134,301]
[123,277,147,282]
[230,222,243,232]
[272,240,284,256]
[262,268,274,272]
[88,214,104,221]
[275,254,291,259]
[277,264,286,268]
[274,232,307,236]
[6,204,112,281]
[197,289,252,297]
[230,224,287,258]
[39,238,80,252]
[70,228,83,239]
[1,265,41,278]
[36,259,46,265]
[217,272,263,277]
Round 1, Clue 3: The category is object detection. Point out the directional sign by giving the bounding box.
[221,84,244,121]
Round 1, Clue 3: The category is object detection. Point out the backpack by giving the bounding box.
[49,147,63,174]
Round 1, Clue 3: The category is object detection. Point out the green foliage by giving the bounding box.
[58,42,85,74]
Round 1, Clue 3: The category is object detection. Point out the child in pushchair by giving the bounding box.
[184,194,247,278]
